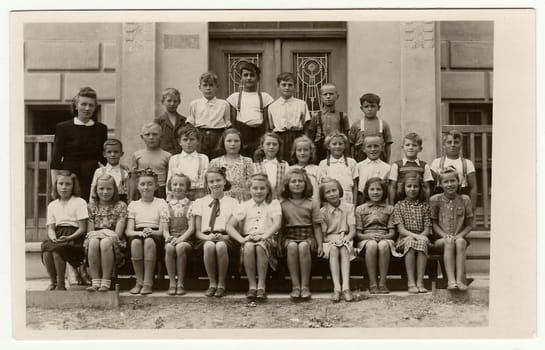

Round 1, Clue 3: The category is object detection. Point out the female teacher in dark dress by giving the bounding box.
[50,87,108,201]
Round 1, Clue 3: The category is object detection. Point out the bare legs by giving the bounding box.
[243,242,269,291]
[433,238,467,289]
[203,241,229,290]
[404,247,428,291]
[286,241,312,298]
[364,240,391,291]
[130,238,157,294]
[329,246,351,292]
[87,237,115,290]
[165,242,191,289]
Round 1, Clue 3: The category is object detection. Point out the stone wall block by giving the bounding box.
[441,71,487,99]
[24,73,61,100]
[450,41,493,68]
[102,41,118,70]
[26,41,100,70]
[64,73,116,100]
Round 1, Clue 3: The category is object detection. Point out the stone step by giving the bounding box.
[25,278,489,308]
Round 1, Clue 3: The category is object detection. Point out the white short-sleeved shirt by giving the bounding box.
[192,195,238,233]
[226,91,274,126]
[167,151,209,190]
[388,158,434,182]
[356,159,391,192]
[127,198,169,229]
[318,156,358,191]
[187,97,231,129]
[46,196,89,227]
[429,157,476,188]
[267,97,311,132]
[233,199,282,236]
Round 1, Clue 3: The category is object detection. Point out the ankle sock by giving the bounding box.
[100,279,111,289]
[91,278,101,288]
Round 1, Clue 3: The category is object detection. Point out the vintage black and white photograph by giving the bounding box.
[9,8,537,340]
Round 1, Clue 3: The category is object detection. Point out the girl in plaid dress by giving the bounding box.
[280,168,323,300]
[226,173,282,301]
[355,177,401,294]
[253,132,289,199]
[393,173,432,294]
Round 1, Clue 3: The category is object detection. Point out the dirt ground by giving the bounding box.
[26,293,488,329]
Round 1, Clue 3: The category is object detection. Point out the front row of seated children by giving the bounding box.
[43,162,473,301]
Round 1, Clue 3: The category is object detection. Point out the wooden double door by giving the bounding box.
[209,38,347,113]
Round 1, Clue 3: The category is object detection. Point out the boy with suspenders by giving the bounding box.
[307,83,350,162]
[348,93,393,163]
[226,62,274,159]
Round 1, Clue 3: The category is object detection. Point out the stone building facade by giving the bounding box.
[24,21,493,243]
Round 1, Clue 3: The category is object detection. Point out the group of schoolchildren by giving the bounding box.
[43,61,476,303]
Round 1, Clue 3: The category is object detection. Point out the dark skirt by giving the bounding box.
[127,228,165,259]
[41,226,85,267]
[279,226,317,256]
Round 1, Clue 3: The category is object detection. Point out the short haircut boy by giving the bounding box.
[404,132,423,147]
[161,88,181,103]
[103,138,123,151]
[199,71,219,86]
[179,123,200,139]
[363,134,385,146]
[320,82,338,92]
[141,122,162,135]
[238,61,261,76]
[442,130,463,144]
[359,93,381,106]
[276,72,296,84]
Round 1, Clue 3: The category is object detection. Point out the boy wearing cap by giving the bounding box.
[226,62,274,158]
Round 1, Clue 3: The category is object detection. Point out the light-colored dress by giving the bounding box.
[232,199,281,270]
[210,155,254,202]
[320,201,356,260]
[355,202,401,257]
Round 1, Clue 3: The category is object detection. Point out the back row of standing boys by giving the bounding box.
[46,61,476,303]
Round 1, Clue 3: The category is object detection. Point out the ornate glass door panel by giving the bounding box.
[282,39,347,114]
[209,40,276,99]
[209,38,346,112]
[294,53,329,113]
